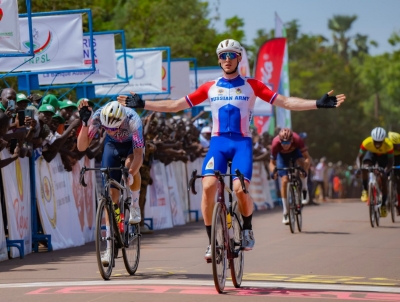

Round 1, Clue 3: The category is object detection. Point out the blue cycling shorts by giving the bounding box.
[202,134,253,182]
[101,135,133,184]
[277,149,303,177]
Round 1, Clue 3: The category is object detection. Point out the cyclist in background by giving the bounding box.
[357,127,393,217]
[388,131,400,214]
[117,39,346,260]
[269,128,310,224]
[77,100,144,265]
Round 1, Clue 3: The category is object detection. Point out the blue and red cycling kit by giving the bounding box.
[185,75,278,182]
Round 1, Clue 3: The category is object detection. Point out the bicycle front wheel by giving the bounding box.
[211,202,227,293]
[122,205,141,275]
[296,188,303,232]
[95,197,115,280]
[287,185,296,233]
[368,184,375,228]
[230,200,244,288]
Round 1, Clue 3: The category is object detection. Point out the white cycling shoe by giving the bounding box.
[129,207,141,224]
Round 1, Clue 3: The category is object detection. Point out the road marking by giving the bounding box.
[241,273,400,286]
[1,279,400,294]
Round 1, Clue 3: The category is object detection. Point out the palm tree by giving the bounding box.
[328,15,357,61]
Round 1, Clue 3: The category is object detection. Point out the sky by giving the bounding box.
[206,0,400,55]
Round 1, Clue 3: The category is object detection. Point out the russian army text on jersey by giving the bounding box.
[185,75,278,137]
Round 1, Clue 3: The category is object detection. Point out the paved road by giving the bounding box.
[1,199,400,301]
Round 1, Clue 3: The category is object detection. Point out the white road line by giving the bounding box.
[1,279,400,293]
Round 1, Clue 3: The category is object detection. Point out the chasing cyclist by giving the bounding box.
[117,39,346,260]
[357,127,393,217]
[77,100,144,265]
[388,131,400,215]
[269,128,311,224]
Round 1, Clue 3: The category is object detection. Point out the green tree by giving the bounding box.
[328,15,357,61]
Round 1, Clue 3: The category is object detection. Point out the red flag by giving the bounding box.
[254,37,286,92]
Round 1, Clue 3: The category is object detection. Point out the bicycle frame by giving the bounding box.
[80,164,130,248]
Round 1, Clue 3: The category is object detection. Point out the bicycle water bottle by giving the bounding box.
[227,213,234,239]
[113,203,121,223]
[119,213,125,234]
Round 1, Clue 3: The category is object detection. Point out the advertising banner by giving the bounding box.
[275,13,292,128]
[0,150,31,258]
[248,162,274,210]
[0,14,84,72]
[186,157,204,220]
[170,161,189,222]
[35,154,85,250]
[0,200,7,261]
[144,160,173,230]
[0,0,21,53]
[38,34,116,85]
[147,61,190,100]
[165,164,186,226]
[253,38,286,116]
[190,67,221,93]
[69,156,96,243]
[95,50,162,96]
[239,47,251,77]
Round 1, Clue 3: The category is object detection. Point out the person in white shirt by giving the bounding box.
[313,157,327,202]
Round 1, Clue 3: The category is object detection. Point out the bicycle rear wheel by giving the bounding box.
[368,184,375,228]
[95,197,115,280]
[211,202,227,293]
[287,185,296,233]
[295,188,303,232]
[122,205,141,275]
[230,201,244,288]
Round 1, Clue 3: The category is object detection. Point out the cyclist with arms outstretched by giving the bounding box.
[118,39,346,260]
[77,100,144,265]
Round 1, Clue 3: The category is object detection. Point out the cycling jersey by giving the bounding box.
[88,106,144,149]
[388,131,400,156]
[270,132,307,160]
[359,136,393,156]
[185,75,277,137]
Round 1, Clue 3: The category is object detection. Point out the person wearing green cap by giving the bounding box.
[42,94,60,111]
[57,99,78,134]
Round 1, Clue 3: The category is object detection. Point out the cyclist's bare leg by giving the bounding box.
[233,180,252,216]
[280,175,289,214]
[125,154,142,223]
[296,158,308,197]
[201,176,218,226]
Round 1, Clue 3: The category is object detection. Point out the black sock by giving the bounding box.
[206,225,212,244]
[242,214,252,230]
[382,194,387,206]
[363,180,368,191]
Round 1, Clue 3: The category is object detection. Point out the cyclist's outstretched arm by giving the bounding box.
[273,90,346,111]
[118,92,190,113]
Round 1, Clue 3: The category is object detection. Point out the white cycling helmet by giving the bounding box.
[371,127,386,142]
[216,39,243,56]
[100,101,126,129]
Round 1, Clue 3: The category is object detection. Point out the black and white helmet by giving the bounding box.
[216,39,243,56]
[371,127,386,142]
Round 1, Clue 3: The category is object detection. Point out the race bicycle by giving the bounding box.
[80,157,140,280]
[276,164,304,233]
[361,166,384,228]
[188,165,247,293]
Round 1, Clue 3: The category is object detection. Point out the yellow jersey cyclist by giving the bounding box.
[388,131,400,215]
[117,38,346,260]
[357,127,393,217]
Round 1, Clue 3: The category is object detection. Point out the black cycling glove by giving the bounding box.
[125,94,145,109]
[79,106,92,126]
[316,93,338,109]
